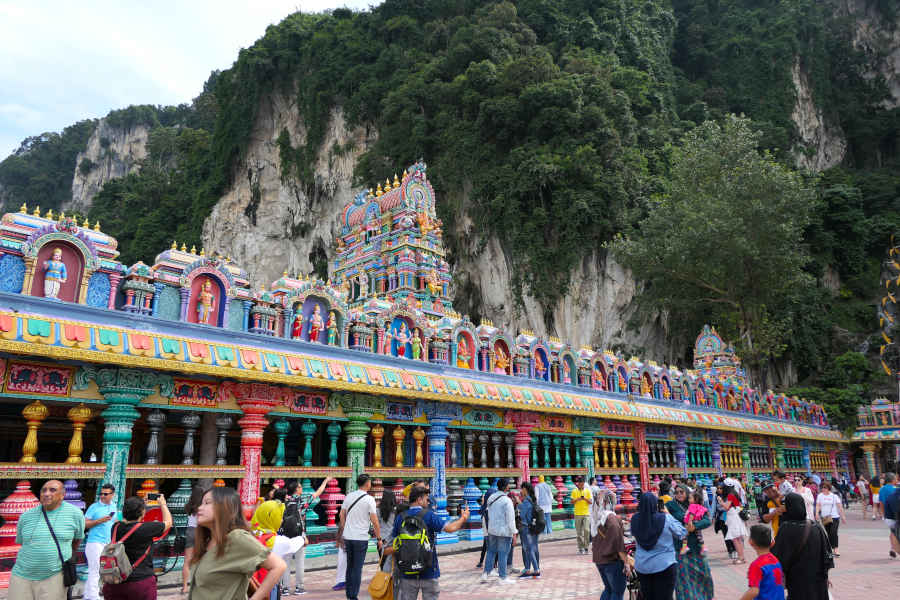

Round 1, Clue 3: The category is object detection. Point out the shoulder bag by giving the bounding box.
[336,493,368,547]
[42,506,78,587]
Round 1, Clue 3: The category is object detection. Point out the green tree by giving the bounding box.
[788,351,874,432]
[611,115,818,386]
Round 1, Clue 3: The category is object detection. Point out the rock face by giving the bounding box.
[201,89,674,363]
[202,91,372,286]
[66,119,150,212]
[791,57,847,171]
[840,0,900,108]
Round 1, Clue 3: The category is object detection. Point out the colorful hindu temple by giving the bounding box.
[852,397,900,476]
[0,163,847,582]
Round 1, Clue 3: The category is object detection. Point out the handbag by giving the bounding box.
[41,506,78,587]
[368,555,393,600]
[821,515,833,526]
[738,508,750,521]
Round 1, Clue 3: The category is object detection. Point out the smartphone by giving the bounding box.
[109,511,116,518]
[147,493,159,501]
[459,503,467,514]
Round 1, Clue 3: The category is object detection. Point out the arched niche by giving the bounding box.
[557,350,578,386]
[454,331,476,369]
[492,339,512,375]
[532,346,550,381]
[660,375,672,400]
[388,315,414,357]
[29,240,85,302]
[187,274,225,326]
[591,359,607,390]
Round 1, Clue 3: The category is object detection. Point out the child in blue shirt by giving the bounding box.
[740,525,784,600]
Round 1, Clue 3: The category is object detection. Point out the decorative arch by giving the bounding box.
[557,348,578,386]
[490,334,514,375]
[22,229,99,303]
[591,358,607,390]
[659,373,673,401]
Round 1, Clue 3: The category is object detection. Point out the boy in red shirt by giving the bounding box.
[740,525,784,600]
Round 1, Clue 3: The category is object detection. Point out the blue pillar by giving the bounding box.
[242,300,252,331]
[802,442,812,476]
[428,419,455,543]
[151,283,164,317]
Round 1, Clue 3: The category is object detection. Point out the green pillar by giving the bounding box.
[775,439,786,470]
[580,433,595,481]
[73,367,170,511]
[740,434,754,509]
[273,419,290,466]
[327,422,341,467]
[335,392,383,493]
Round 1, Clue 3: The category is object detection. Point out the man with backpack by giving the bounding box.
[480,478,517,585]
[279,477,332,596]
[387,485,470,599]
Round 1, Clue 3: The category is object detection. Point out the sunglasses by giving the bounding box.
[100,492,113,496]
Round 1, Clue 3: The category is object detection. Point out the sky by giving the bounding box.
[0,0,379,159]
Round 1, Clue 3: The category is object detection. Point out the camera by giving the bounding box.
[147,493,159,501]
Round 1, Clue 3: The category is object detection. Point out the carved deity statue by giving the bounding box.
[326,312,338,345]
[562,361,571,384]
[456,338,471,369]
[427,269,441,296]
[533,352,546,378]
[308,305,324,342]
[494,346,509,374]
[662,383,671,399]
[641,377,652,397]
[418,210,432,236]
[42,248,67,299]
[196,280,215,324]
[592,366,605,390]
[357,272,369,299]
[392,322,410,357]
[411,330,422,360]
[291,312,303,339]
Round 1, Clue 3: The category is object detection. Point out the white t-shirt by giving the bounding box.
[816,492,841,519]
[340,490,376,541]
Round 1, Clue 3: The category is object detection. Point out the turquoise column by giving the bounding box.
[273,419,290,466]
[336,393,383,493]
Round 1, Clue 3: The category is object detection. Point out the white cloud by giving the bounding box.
[0,0,379,158]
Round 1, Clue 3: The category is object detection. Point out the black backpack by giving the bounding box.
[529,504,546,535]
[279,498,303,538]
[393,509,434,576]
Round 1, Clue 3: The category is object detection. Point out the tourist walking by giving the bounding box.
[665,486,714,600]
[475,483,497,569]
[795,478,815,520]
[377,488,399,574]
[188,487,286,600]
[182,484,207,595]
[102,495,173,600]
[856,475,870,519]
[871,474,884,520]
[739,525,784,600]
[84,483,118,600]
[571,476,593,554]
[815,482,844,556]
[631,492,686,600]
[591,488,631,600]
[480,477,517,585]
[771,492,833,600]
[713,485,736,558]
[516,482,541,578]
[719,484,748,564]
[338,474,381,600]
[279,477,331,595]
[535,476,555,534]
[880,472,899,558]
[386,485,469,599]
[9,479,85,600]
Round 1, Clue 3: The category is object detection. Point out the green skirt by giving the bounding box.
[674,550,714,600]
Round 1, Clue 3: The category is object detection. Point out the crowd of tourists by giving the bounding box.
[7,470,900,600]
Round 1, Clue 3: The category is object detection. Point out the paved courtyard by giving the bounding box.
[150,509,899,599]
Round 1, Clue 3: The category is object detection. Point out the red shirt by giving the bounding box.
[727,493,741,508]
[747,553,784,600]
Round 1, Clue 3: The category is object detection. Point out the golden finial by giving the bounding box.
[33,205,40,216]
[171,240,177,250]
[45,208,54,220]
[59,211,65,220]
[283,270,288,278]
[181,242,187,252]
[190,245,196,254]
[385,177,391,190]
[200,247,205,256]
[376,183,383,197]
[93,221,101,231]
[226,255,231,262]
[393,173,400,187]
[19,203,27,213]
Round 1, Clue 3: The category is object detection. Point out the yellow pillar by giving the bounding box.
[371,423,385,468]
[593,438,600,471]
[66,403,92,463]
[21,400,49,463]
[393,425,406,467]
[413,426,425,468]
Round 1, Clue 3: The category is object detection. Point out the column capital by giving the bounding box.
[420,400,461,424]
[332,392,384,420]
[75,366,172,398]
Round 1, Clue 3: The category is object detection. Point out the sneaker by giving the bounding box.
[890,550,897,559]
[280,586,290,596]
[475,563,483,569]
[509,567,520,574]
[294,586,305,595]
[533,572,542,579]
[518,571,532,578]
[498,577,516,585]
[331,583,345,591]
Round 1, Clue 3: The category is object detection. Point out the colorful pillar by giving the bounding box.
[634,423,650,491]
[775,439,786,470]
[828,450,838,480]
[710,432,723,477]
[862,443,879,477]
[740,434,754,508]
[336,393,384,492]
[801,442,812,476]
[506,411,540,484]
[675,428,688,479]
[422,401,462,525]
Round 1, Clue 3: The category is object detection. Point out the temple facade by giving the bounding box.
[0,163,846,583]
[852,397,900,476]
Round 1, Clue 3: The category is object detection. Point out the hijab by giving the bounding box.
[590,489,616,535]
[782,492,807,523]
[631,492,666,551]
[250,499,285,548]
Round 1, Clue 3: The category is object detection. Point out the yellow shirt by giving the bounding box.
[570,487,592,516]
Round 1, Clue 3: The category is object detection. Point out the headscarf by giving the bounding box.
[781,492,807,523]
[251,499,304,555]
[590,489,616,535]
[631,492,666,551]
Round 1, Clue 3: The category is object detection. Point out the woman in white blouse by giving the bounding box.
[815,481,845,556]
[794,478,815,520]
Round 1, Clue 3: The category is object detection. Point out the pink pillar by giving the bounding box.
[829,450,839,480]
[107,272,122,309]
[0,481,39,589]
[515,425,533,485]
[222,382,277,519]
[634,423,650,492]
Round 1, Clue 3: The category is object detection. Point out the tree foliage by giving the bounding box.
[612,115,818,385]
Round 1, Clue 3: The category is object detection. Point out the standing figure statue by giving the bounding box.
[196,280,215,324]
[494,346,509,374]
[456,338,471,369]
[326,312,338,345]
[308,304,324,342]
[42,248,67,299]
[411,329,422,360]
[534,352,546,378]
[357,272,368,299]
[393,322,410,357]
[291,311,303,339]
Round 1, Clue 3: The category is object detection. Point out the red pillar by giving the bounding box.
[222,382,278,519]
[634,423,650,492]
[828,450,839,480]
[505,410,541,486]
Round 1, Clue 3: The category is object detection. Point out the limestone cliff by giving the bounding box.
[66,118,150,212]
[200,90,674,363]
[840,0,900,108]
[791,57,847,171]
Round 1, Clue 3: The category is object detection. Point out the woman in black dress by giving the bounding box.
[771,492,834,600]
